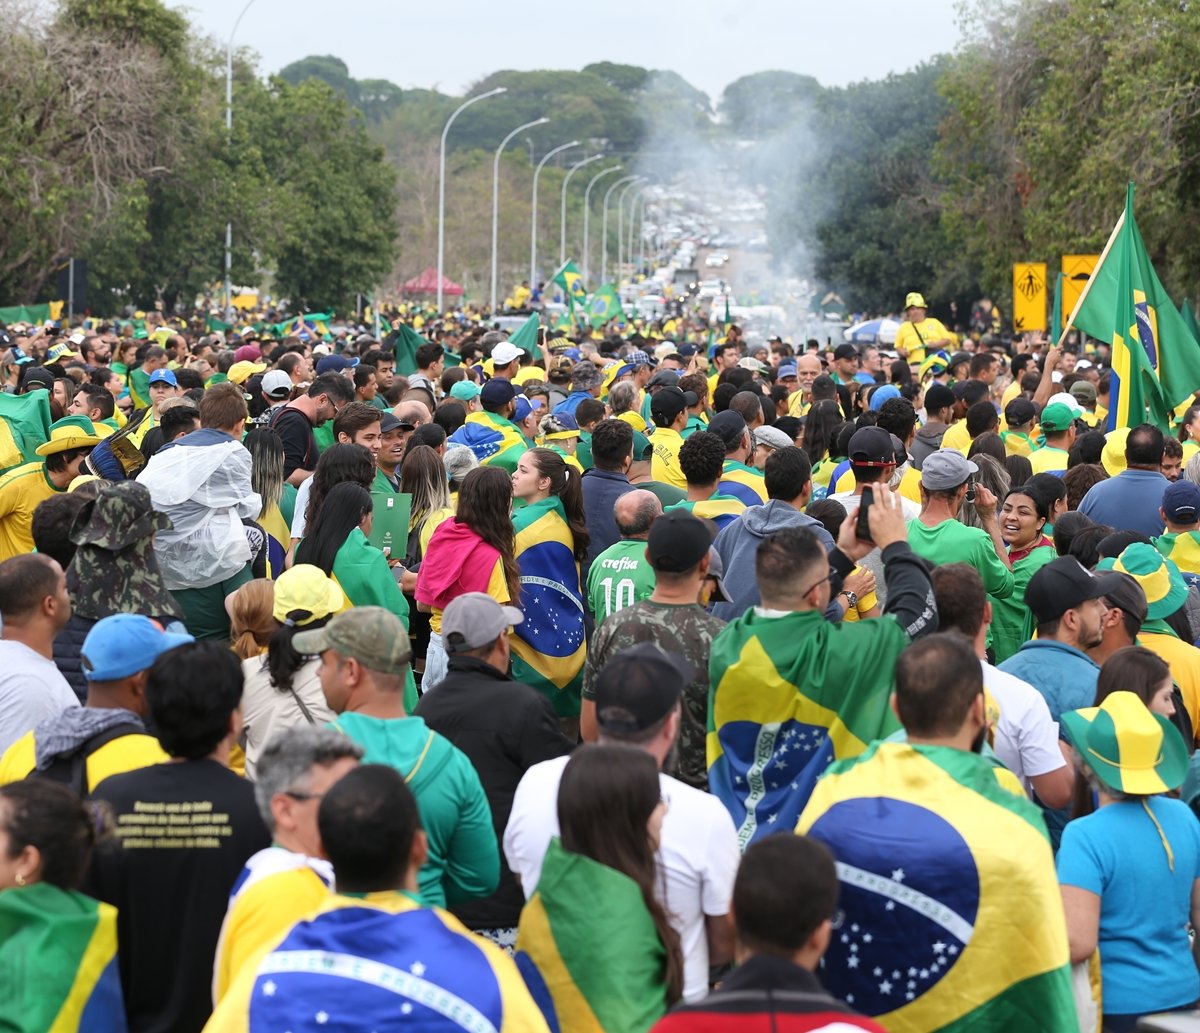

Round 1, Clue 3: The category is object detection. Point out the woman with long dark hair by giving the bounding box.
[239,564,345,778]
[510,448,589,722]
[416,466,520,689]
[289,443,376,546]
[517,745,683,1029]
[0,780,124,1028]
[801,400,842,497]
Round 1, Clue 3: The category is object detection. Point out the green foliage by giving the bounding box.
[58,0,188,58]
[720,71,822,137]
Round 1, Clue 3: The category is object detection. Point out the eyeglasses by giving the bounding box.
[798,568,834,597]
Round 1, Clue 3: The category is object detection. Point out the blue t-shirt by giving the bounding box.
[1056,796,1200,1015]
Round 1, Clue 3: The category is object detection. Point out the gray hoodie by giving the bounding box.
[910,421,948,470]
[711,500,836,621]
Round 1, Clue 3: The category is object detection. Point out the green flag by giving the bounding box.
[392,324,429,376]
[1181,297,1200,343]
[205,314,233,333]
[1049,271,1064,344]
[508,312,541,354]
[1073,183,1200,424]
[0,391,51,473]
[584,284,623,328]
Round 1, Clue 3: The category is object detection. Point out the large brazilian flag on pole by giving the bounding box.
[798,742,1077,1033]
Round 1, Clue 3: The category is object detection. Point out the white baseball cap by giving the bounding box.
[491,341,525,366]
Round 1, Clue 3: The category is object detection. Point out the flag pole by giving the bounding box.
[1054,193,1128,349]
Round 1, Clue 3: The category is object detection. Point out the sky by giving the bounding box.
[173,0,966,102]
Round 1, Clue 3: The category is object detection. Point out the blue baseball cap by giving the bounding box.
[513,395,545,423]
[81,614,194,681]
[315,354,359,376]
[777,363,798,379]
[147,368,177,387]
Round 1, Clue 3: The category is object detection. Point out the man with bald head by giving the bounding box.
[787,353,824,417]
[394,398,431,430]
[586,489,662,626]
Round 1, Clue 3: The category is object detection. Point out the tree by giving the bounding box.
[719,71,823,138]
[0,0,172,303]
[243,77,398,311]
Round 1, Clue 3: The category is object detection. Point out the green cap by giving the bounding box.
[292,606,412,675]
[1039,402,1076,433]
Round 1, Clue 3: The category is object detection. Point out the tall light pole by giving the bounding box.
[491,116,548,314]
[627,189,648,277]
[582,165,621,287]
[438,86,506,313]
[224,0,257,324]
[620,186,646,277]
[559,154,603,267]
[614,177,643,283]
[601,175,637,285]
[529,141,578,288]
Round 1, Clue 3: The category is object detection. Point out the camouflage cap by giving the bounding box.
[69,481,171,550]
[292,606,412,675]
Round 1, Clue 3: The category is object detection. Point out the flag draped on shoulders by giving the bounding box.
[448,411,528,473]
[664,494,745,530]
[511,496,586,717]
[0,390,51,474]
[707,608,906,850]
[207,891,554,1033]
[516,838,667,1033]
[1072,183,1200,429]
[797,741,1076,1033]
[0,883,126,1033]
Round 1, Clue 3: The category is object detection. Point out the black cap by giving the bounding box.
[647,369,681,389]
[21,367,54,391]
[595,642,688,734]
[651,386,694,423]
[380,412,414,432]
[924,383,955,412]
[707,410,748,449]
[480,378,517,406]
[646,509,711,572]
[833,343,859,361]
[1024,557,1125,623]
[848,426,896,467]
[1101,571,1148,625]
[1004,397,1037,427]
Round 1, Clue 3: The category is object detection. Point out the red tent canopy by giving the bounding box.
[402,267,463,296]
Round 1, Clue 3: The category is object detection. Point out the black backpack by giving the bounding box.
[29,723,144,797]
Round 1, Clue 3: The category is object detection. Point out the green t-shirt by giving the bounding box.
[637,480,688,507]
[906,518,1015,600]
[989,543,1056,663]
[576,430,594,471]
[586,539,657,625]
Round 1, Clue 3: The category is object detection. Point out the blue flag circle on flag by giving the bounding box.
[808,797,979,1016]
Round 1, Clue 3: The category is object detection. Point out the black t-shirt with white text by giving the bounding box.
[87,760,270,1033]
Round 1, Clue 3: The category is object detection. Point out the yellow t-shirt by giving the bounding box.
[1029,445,1070,475]
[0,461,60,561]
[940,419,972,456]
[1001,430,1036,457]
[650,426,687,489]
[1000,379,1023,413]
[429,557,508,635]
[840,567,879,623]
[0,728,169,789]
[832,464,923,507]
[616,409,650,435]
[512,366,548,386]
[894,318,954,364]
[418,505,456,558]
[787,391,811,418]
[1140,632,1200,743]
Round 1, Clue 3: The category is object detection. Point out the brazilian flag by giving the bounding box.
[511,496,586,716]
[798,741,1077,1032]
[516,838,668,1033]
[0,883,125,1032]
[707,607,908,850]
[447,411,529,473]
[509,312,541,354]
[585,284,624,328]
[553,261,588,310]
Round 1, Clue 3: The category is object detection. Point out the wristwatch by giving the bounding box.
[840,590,859,609]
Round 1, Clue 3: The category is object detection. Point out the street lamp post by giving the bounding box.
[529,141,578,288]
[627,190,648,277]
[600,175,638,285]
[491,117,548,314]
[620,186,646,277]
[438,86,507,313]
[559,154,604,267]
[614,177,643,284]
[582,165,622,287]
[224,0,257,325]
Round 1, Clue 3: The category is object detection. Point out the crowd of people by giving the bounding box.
[0,294,1199,1033]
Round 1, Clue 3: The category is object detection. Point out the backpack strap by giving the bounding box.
[34,723,145,797]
